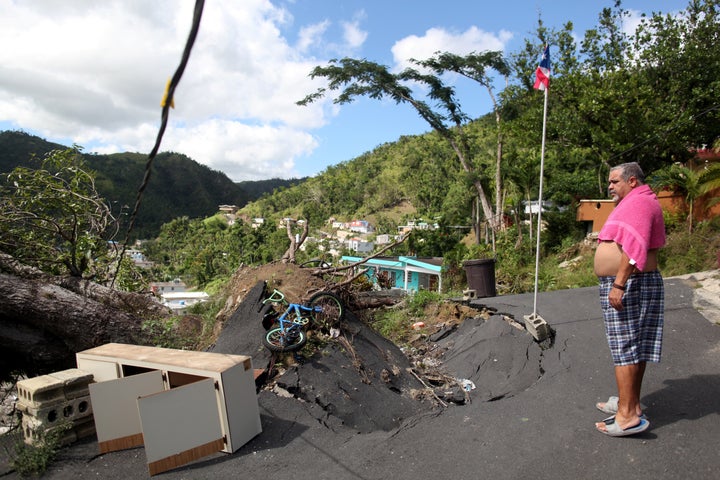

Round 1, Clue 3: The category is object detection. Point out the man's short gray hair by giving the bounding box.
[611,162,645,184]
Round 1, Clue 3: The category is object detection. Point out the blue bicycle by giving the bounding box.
[261,288,345,352]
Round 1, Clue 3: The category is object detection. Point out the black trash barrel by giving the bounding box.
[463,258,496,298]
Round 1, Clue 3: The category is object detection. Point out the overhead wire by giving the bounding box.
[112,0,205,287]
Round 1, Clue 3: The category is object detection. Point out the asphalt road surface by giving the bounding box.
[2,272,718,480]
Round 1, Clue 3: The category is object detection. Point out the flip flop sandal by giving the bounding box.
[601,413,647,424]
[597,396,619,414]
[598,417,650,437]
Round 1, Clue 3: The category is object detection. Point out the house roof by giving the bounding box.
[161,292,209,300]
[341,255,444,272]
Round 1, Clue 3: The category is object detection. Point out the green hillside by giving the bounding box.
[1,130,256,239]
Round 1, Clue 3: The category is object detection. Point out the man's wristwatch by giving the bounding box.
[612,283,626,291]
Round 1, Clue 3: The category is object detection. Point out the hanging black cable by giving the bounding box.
[112,0,205,287]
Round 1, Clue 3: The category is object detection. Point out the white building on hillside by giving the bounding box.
[161,291,209,314]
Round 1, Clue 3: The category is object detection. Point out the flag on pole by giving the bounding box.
[533,45,550,91]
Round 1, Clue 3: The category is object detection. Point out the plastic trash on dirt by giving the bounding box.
[459,379,476,391]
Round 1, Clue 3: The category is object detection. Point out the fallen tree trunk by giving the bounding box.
[0,258,170,380]
[0,252,168,317]
[351,290,407,309]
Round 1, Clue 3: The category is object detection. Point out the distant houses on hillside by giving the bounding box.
[218,204,239,225]
[108,241,154,269]
[215,206,454,259]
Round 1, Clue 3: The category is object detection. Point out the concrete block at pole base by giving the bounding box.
[523,313,550,342]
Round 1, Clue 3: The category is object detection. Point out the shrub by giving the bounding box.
[660,219,720,275]
[7,420,71,477]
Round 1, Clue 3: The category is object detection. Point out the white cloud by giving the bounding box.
[623,9,647,37]
[342,10,368,49]
[164,120,317,180]
[391,26,513,71]
[0,0,333,181]
[297,21,331,53]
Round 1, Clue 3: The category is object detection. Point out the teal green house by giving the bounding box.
[340,256,444,292]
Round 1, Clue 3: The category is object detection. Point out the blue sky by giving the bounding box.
[0,0,688,181]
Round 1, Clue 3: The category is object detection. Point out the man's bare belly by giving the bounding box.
[594,240,659,276]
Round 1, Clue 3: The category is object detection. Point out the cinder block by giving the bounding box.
[21,410,93,447]
[16,375,65,409]
[523,313,550,342]
[463,289,477,300]
[48,368,94,399]
[21,415,72,446]
[70,416,96,441]
[18,395,93,425]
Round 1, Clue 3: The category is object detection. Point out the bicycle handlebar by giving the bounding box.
[263,289,286,304]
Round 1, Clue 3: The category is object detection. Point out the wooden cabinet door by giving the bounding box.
[137,378,224,476]
[88,370,164,453]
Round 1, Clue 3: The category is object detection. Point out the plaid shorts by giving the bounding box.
[598,271,664,366]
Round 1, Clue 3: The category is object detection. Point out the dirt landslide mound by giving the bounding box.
[208,262,547,433]
[208,263,435,433]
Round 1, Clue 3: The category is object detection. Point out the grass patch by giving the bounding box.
[370,290,443,344]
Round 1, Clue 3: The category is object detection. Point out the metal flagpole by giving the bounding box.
[532,85,549,317]
[524,44,551,341]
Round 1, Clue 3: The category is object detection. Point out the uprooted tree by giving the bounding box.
[0,253,170,380]
[0,148,119,278]
[0,149,170,379]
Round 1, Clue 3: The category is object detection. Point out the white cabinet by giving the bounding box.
[76,343,262,476]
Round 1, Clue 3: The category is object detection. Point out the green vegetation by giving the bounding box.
[0,148,116,277]
[0,131,254,240]
[5,420,72,477]
[660,218,720,276]
[371,289,444,342]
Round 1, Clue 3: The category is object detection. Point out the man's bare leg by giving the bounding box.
[597,361,646,416]
[596,363,644,431]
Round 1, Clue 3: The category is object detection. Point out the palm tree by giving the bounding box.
[698,163,720,210]
[650,152,720,233]
[649,163,701,233]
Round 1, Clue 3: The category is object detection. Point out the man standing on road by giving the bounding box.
[593,162,666,436]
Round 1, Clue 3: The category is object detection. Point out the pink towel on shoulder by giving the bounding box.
[598,184,666,270]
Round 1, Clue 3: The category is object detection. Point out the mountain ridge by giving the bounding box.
[0,130,302,239]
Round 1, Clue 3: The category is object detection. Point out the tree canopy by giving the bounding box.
[0,148,115,277]
[291,0,720,243]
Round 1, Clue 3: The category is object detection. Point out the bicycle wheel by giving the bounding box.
[308,291,344,330]
[263,326,307,352]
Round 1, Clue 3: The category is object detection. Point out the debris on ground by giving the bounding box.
[207,262,551,434]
